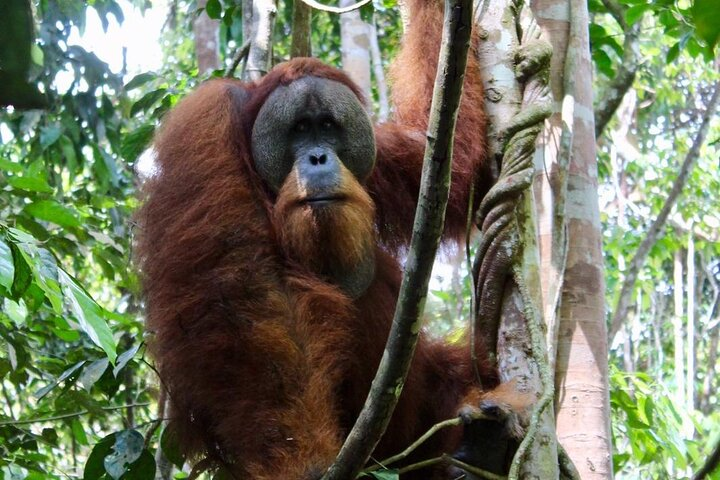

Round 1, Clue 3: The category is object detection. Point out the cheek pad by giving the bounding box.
[251,87,295,191]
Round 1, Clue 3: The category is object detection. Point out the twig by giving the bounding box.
[443,454,507,480]
[298,0,371,14]
[320,0,475,477]
[362,411,491,475]
[0,403,151,427]
[224,40,251,77]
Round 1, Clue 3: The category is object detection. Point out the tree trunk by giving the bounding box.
[674,249,686,405]
[686,232,695,414]
[339,0,372,99]
[533,0,613,477]
[194,0,220,74]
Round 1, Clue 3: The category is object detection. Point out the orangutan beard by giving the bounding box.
[272,166,377,296]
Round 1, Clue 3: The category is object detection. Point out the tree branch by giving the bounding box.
[608,79,720,342]
[319,0,474,477]
[0,403,151,427]
[594,0,640,138]
[297,0,371,14]
[694,435,720,480]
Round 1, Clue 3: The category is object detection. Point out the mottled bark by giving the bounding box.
[533,0,613,477]
[245,0,276,81]
[291,0,312,58]
[194,0,220,74]
[340,0,372,98]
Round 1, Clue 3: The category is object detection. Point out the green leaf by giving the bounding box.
[124,72,157,90]
[3,298,27,325]
[72,418,90,446]
[692,0,720,52]
[667,42,680,63]
[104,430,144,480]
[0,237,14,291]
[625,4,649,25]
[130,88,167,117]
[121,450,156,480]
[79,358,110,391]
[35,360,85,400]
[84,434,116,480]
[59,269,117,363]
[205,0,222,19]
[6,175,54,193]
[40,125,62,149]
[121,124,155,163]
[160,427,185,469]
[113,343,141,377]
[24,200,81,228]
[30,44,44,66]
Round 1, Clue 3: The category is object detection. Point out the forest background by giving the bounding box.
[0,0,718,479]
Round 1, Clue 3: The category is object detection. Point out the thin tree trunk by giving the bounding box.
[245,0,276,81]
[339,0,372,98]
[674,249,686,405]
[533,0,613,476]
[369,18,389,121]
[686,232,696,413]
[290,0,312,58]
[194,0,220,74]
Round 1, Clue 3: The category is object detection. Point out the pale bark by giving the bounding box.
[608,80,720,342]
[533,0,613,477]
[369,18,389,121]
[194,0,220,74]
[686,232,696,412]
[674,249,687,405]
[245,0,276,81]
[340,0,372,99]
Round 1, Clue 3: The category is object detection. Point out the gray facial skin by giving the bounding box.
[251,76,376,192]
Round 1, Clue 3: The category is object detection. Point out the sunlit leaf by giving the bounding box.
[104,430,144,480]
[79,358,110,391]
[59,269,117,363]
[0,237,14,291]
[24,200,81,228]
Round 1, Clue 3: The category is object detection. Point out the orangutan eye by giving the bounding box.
[294,120,309,133]
[321,119,334,130]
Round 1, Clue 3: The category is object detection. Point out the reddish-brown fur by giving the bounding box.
[137,0,503,478]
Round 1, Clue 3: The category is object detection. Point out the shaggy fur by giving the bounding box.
[136,0,505,478]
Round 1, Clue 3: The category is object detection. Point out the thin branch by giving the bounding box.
[224,40,251,77]
[0,403,151,427]
[297,0,371,14]
[594,0,641,138]
[363,411,489,474]
[320,0,474,477]
[608,79,720,343]
[694,435,720,480]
